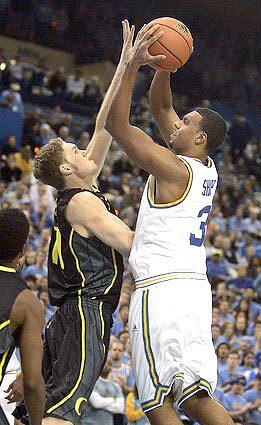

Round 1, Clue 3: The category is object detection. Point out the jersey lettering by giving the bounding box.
[202,179,216,196]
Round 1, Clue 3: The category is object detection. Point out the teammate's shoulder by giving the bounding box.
[10,289,44,329]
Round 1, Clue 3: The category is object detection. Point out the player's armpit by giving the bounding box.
[111,123,188,182]
[66,192,134,257]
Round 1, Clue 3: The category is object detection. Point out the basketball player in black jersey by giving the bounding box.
[28,22,134,425]
[0,208,45,424]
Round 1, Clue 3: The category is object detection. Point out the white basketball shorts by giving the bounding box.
[129,273,217,413]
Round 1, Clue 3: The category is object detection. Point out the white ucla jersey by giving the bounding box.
[129,155,218,280]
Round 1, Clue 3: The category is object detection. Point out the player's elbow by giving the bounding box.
[105,113,116,135]
[24,374,44,392]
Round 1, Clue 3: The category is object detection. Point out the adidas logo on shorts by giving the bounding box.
[132,324,138,332]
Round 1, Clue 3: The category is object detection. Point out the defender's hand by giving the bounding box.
[130,22,166,66]
[119,19,135,65]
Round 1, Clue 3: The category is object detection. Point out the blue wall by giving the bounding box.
[0,108,24,147]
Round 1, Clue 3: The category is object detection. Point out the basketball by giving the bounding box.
[148,17,194,72]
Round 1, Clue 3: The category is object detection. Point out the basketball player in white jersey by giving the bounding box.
[106,22,234,425]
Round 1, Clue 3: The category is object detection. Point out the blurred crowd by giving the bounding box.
[0,0,259,109]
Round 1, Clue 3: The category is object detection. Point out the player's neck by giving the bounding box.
[64,175,94,191]
[180,149,208,164]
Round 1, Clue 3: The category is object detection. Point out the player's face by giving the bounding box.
[62,142,98,178]
[168,111,203,154]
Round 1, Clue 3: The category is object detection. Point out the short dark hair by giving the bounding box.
[196,108,227,153]
[33,138,65,190]
[0,208,29,262]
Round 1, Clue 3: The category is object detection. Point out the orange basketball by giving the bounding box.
[148,17,194,72]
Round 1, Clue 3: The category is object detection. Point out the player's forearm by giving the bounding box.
[150,71,173,110]
[24,376,45,425]
[106,61,139,139]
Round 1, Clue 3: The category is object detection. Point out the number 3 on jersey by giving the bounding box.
[190,205,211,247]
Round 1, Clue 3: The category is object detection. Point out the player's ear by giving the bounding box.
[59,163,73,176]
[195,131,207,146]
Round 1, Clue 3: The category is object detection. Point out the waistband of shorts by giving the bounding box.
[134,272,207,290]
[61,294,111,310]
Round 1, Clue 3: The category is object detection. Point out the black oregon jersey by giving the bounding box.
[48,188,124,310]
[0,266,28,387]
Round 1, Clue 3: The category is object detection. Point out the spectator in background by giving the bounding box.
[14,145,33,174]
[240,351,255,374]
[8,56,23,83]
[23,249,47,279]
[83,360,124,425]
[229,206,245,233]
[223,376,251,422]
[34,123,56,147]
[218,299,235,326]
[58,125,71,143]
[244,372,261,424]
[244,210,261,238]
[125,387,149,425]
[220,322,235,346]
[112,153,133,176]
[48,105,64,130]
[1,135,18,156]
[227,264,254,293]
[66,69,85,102]
[0,83,24,116]
[207,249,229,284]
[212,324,223,348]
[48,66,66,95]
[109,341,135,395]
[0,153,21,183]
[78,131,90,149]
[229,113,253,163]
[84,75,102,107]
[112,303,129,337]
[218,351,242,391]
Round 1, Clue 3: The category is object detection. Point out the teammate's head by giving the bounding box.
[0,208,29,263]
[33,137,98,190]
[168,108,227,156]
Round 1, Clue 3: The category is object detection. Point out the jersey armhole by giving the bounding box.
[147,157,193,209]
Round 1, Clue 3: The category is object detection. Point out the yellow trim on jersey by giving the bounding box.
[141,385,169,410]
[0,266,16,273]
[0,348,10,382]
[147,157,193,208]
[0,320,10,331]
[99,301,106,356]
[178,378,212,406]
[69,229,86,288]
[52,226,65,269]
[47,293,86,414]
[142,372,184,411]
[135,272,206,289]
[104,248,118,294]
